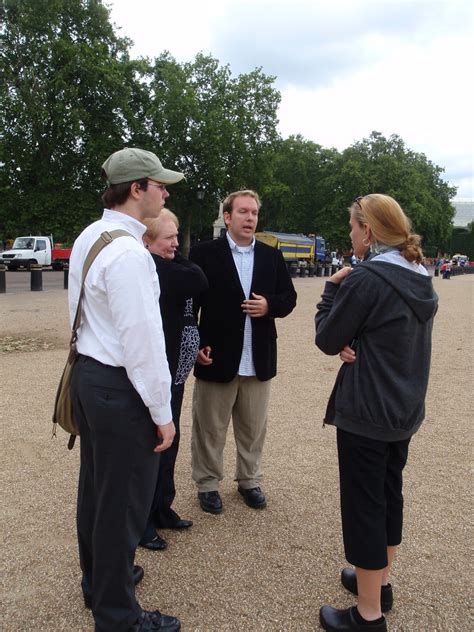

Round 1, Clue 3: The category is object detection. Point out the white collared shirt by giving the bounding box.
[68,209,172,425]
[226,232,256,376]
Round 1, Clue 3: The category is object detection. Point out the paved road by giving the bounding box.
[1,269,68,294]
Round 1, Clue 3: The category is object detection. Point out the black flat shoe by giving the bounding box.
[84,565,144,609]
[341,568,393,612]
[131,610,181,631]
[238,486,267,509]
[139,533,168,551]
[319,606,386,631]
[198,491,223,514]
[166,518,193,529]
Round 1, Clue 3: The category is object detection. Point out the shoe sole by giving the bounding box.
[199,503,223,514]
[243,500,267,509]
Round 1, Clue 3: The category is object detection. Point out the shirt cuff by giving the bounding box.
[149,402,173,426]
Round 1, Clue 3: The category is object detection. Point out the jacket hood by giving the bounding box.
[362,261,438,323]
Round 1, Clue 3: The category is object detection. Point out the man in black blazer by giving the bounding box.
[189,190,297,513]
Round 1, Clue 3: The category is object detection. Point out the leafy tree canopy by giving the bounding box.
[0,2,457,257]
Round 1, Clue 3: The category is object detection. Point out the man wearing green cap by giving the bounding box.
[69,148,184,631]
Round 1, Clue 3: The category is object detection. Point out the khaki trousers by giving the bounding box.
[191,376,272,492]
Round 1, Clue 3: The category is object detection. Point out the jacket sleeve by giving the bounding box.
[264,250,297,318]
[315,272,372,356]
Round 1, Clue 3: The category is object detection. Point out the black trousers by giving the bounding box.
[72,355,160,631]
[337,428,411,570]
[141,383,185,541]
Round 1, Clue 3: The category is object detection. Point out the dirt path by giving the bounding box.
[0,275,472,631]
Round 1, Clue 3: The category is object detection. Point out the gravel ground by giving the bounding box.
[0,274,472,631]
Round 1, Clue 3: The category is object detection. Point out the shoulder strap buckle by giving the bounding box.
[100,231,113,244]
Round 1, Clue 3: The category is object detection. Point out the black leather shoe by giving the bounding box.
[131,609,181,631]
[319,605,386,631]
[139,533,168,551]
[167,518,193,529]
[198,491,223,514]
[84,565,144,609]
[238,486,267,509]
[341,568,393,612]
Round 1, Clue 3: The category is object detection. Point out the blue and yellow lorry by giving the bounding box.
[255,231,326,267]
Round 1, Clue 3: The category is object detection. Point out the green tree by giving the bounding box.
[260,135,339,236]
[141,53,280,253]
[321,132,456,251]
[1,0,137,241]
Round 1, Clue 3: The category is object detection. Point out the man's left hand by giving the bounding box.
[242,293,269,317]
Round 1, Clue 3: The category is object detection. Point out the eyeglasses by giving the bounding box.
[354,196,364,209]
[147,182,167,192]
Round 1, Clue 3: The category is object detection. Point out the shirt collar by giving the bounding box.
[102,209,147,242]
[226,232,255,253]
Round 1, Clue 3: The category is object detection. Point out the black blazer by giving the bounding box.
[189,236,297,382]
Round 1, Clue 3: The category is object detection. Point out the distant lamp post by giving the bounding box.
[184,187,205,258]
[196,188,205,243]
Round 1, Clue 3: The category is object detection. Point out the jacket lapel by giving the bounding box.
[251,241,266,291]
[216,236,245,298]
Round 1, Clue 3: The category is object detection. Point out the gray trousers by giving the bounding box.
[191,376,271,491]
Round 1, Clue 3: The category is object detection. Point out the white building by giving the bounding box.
[453,199,474,228]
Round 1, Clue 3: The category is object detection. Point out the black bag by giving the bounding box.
[52,230,131,449]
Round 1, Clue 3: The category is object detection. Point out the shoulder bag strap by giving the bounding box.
[70,229,132,346]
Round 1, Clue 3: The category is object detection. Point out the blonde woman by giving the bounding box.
[315,194,438,632]
[139,210,208,551]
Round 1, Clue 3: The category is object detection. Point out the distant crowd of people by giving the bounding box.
[68,148,438,632]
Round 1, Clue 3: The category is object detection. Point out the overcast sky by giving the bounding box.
[109,0,473,201]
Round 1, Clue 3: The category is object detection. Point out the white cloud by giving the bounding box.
[108,0,474,197]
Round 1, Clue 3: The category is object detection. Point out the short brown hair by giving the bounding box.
[350,194,424,264]
[222,189,261,215]
[101,172,148,208]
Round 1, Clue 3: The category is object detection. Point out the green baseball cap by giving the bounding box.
[102,148,184,185]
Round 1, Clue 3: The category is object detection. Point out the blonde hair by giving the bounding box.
[143,208,179,241]
[222,189,261,214]
[350,194,424,264]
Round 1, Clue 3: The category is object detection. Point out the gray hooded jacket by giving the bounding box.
[315,261,438,441]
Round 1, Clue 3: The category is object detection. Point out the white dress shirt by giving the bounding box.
[68,209,172,425]
[226,233,256,376]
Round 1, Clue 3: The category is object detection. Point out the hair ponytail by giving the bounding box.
[400,233,423,264]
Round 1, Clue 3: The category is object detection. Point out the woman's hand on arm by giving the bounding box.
[340,345,356,363]
[329,266,352,285]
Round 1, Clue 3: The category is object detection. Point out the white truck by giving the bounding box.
[0,236,72,271]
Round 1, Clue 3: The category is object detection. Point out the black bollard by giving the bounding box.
[290,262,298,278]
[308,264,315,277]
[434,268,439,277]
[316,264,322,277]
[30,264,43,291]
[324,265,330,277]
[63,264,69,289]
[0,264,6,293]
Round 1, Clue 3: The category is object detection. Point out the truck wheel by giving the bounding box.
[26,259,37,271]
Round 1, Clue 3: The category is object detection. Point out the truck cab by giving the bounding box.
[0,236,52,270]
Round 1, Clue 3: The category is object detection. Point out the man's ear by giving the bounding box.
[223,211,231,227]
[130,181,141,200]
